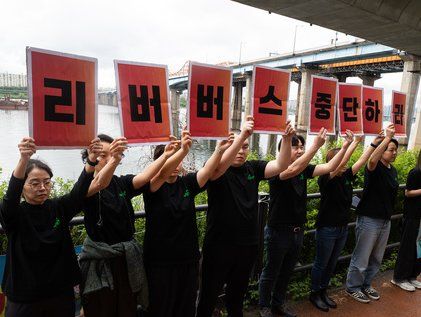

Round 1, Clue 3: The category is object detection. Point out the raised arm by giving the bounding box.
[279,128,327,180]
[87,137,127,197]
[264,121,294,178]
[330,131,358,178]
[351,132,383,175]
[313,131,352,177]
[197,134,233,188]
[210,116,254,181]
[150,130,191,192]
[132,136,179,190]
[367,124,395,171]
[405,189,421,197]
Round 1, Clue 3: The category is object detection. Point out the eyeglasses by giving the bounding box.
[25,179,54,190]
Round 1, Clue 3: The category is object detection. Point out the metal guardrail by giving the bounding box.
[0,185,406,277]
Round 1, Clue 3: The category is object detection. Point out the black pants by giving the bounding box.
[196,244,258,317]
[145,261,199,317]
[394,217,421,281]
[6,294,75,317]
[82,256,137,317]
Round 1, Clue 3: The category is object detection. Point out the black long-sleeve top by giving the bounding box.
[0,168,93,302]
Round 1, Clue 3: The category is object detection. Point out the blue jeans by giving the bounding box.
[346,215,391,292]
[258,225,304,308]
[311,226,348,291]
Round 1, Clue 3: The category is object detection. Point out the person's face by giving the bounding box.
[290,140,305,163]
[23,168,52,205]
[95,141,111,172]
[232,139,250,167]
[382,142,398,163]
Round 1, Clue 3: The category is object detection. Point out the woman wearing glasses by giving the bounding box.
[0,136,100,317]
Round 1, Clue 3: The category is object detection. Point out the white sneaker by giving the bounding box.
[391,279,416,292]
[409,279,421,289]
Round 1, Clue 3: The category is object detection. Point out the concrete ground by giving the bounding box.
[245,270,421,317]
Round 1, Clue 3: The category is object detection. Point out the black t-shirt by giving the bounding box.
[143,173,204,265]
[356,162,399,220]
[83,175,146,245]
[403,168,421,220]
[204,160,268,246]
[268,164,316,227]
[0,169,93,302]
[317,167,355,227]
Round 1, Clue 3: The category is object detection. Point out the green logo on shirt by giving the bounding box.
[119,191,126,199]
[299,174,305,181]
[53,218,61,229]
[247,174,255,181]
[184,189,190,198]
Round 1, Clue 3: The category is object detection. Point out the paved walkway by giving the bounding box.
[246,271,421,317]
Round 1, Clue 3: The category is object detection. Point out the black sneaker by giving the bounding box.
[309,291,329,312]
[346,289,370,303]
[362,287,380,300]
[320,289,337,308]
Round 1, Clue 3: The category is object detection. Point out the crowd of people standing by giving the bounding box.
[0,117,420,317]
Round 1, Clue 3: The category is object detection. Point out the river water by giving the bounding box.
[0,105,216,181]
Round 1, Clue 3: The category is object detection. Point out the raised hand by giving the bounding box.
[18,137,36,160]
[343,130,354,147]
[164,135,181,158]
[241,115,254,138]
[283,120,295,138]
[385,124,395,139]
[314,127,327,148]
[354,135,364,143]
[180,129,192,153]
[216,132,235,153]
[109,137,128,160]
[87,138,102,162]
[373,130,385,146]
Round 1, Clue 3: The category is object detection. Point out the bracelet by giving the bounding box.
[370,143,378,148]
[86,158,99,166]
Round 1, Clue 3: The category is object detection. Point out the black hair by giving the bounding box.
[24,159,53,181]
[81,133,114,163]
[277,135,305,151]
[389,138,398,149]
[153,145,165,161]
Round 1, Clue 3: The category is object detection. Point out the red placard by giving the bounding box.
[115,60,172,145]
[391,91,407,137]
[338,83,363,136]
[362,86,383,135]
[309,75,337,135]
[187,62,232,139]
[251,65,290,134]
[27,47,97,148]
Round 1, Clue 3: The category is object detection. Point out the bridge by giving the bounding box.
[168,40,420,151]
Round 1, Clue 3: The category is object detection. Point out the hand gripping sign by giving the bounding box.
[391,91,407,137]
[251,66,290,134]
[115,61,172,145]
[187,62,232,139]
[362,86,383,136]
[27,47,97,148]
[338,83,363,136]
[309,75,337,135]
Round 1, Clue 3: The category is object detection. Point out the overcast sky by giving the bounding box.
[0,0,412,104]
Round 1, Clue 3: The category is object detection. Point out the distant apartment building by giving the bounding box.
[0,73,27,87]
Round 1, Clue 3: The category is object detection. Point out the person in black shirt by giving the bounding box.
[259,128,352,317]
[79,134,179,317]
[310,132,384,312]
[1,137,99,317]
[196,116,295,317]
[346,124,399,303]
[392,150,421,291]
[143,129,232,317]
